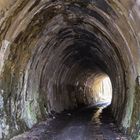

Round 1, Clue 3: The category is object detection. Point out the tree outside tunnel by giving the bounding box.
[0,0,140,140]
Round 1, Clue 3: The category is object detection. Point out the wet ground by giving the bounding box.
[11,104,128,140]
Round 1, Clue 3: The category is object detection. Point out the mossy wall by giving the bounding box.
[0,0,140,139]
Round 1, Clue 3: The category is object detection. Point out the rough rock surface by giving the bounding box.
[11,106,129,140]
[0,0,140,139]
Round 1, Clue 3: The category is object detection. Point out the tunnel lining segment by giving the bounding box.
[0,0,140,139]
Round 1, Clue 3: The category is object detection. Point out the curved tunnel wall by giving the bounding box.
[0,0,140,139]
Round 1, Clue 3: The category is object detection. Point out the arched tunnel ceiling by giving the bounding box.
[0,0,140,139]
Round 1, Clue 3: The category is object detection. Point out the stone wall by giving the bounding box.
[0,0,140,139]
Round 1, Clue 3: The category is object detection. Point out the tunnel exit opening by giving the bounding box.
[91,74,112,106]
[85,73,112,108]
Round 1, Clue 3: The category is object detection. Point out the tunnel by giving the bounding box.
[0,0,140,139]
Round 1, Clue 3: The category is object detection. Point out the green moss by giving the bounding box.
[23,102,38,128]
[136,135,140,140]
[129,85,140,139]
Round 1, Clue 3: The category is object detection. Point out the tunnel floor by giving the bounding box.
[12,104,128,140]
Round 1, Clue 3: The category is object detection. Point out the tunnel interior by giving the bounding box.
[38,26,116,113]
[0,0,140,139]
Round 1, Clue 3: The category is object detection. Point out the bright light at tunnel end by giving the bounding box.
[86,74,112,108]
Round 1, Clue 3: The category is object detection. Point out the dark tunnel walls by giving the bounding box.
[0,0,140,139]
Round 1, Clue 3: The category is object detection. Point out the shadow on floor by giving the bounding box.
[11,103,129,140]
